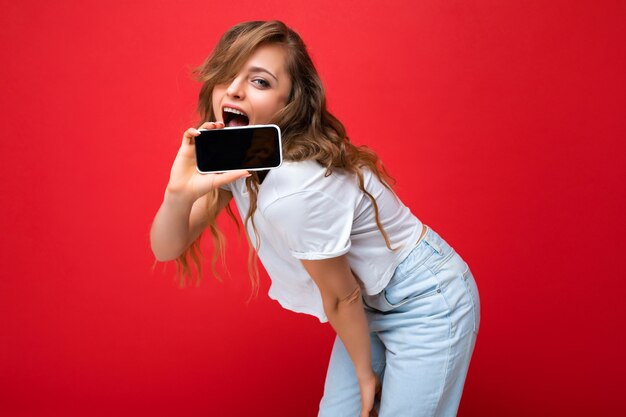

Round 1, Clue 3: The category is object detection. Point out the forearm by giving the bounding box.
[325,287,373,380]
[300,256,375,379]
[150,122,247,262]
[150,190,196,261]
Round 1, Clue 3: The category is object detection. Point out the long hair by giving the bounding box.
[177,21,396,294]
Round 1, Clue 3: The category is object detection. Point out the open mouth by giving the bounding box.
[223,107,250,127]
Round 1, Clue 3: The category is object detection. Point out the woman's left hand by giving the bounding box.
[358,371,382,417]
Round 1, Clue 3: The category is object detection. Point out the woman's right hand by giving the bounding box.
[166,121,250,202]
[359,371,382,417]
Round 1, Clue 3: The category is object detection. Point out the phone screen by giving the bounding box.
[195,125,282,173]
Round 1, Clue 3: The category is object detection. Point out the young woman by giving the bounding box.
[150,20,480,417]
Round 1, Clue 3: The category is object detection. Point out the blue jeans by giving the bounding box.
[318,226,480,417]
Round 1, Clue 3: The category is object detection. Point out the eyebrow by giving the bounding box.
[248,66,279,82]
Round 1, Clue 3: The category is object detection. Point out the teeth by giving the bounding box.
[223,107,246,116]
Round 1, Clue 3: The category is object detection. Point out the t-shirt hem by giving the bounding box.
[361,223,425,295]
[290,246,351,260]
[268,292,328,323]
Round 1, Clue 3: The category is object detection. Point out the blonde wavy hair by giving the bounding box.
[177,21,396,295]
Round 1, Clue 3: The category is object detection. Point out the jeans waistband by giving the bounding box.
[411,225,458,275]
[362,225,466,313]
[420,225,443,254]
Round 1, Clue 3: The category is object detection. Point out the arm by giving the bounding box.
[301,256,381,417]
[150,121,249,261]
[150,188,232,261]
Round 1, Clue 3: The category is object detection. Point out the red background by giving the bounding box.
[1,1,625,416]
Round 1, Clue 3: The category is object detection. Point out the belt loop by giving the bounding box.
[424,234,442,255]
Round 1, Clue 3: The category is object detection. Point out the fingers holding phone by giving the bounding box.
[179,121,224,157]
[208,169,251,190]
[167,122,248,201]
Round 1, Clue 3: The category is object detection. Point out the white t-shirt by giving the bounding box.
[222,160,423,322]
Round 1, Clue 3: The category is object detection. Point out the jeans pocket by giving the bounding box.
[462,268,481,334]
[383,265,439,308]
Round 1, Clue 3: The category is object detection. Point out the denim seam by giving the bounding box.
[382,264,438,309]
[429,290,454,417]
[396,246,433,278]
[462,270,479,334]
[382,287,440,309]
[426,249,456,276]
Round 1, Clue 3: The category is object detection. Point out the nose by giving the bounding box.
[226,76,245,100]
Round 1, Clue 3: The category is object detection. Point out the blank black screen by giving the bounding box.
[195,126,281,172]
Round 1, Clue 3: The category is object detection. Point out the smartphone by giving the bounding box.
[195,124,282,174]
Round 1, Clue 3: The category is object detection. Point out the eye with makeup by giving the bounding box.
[252,78,271,88]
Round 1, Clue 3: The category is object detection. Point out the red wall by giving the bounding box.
[1,1,625,416]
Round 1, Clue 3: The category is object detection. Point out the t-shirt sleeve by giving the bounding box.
[262,191,352,260]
